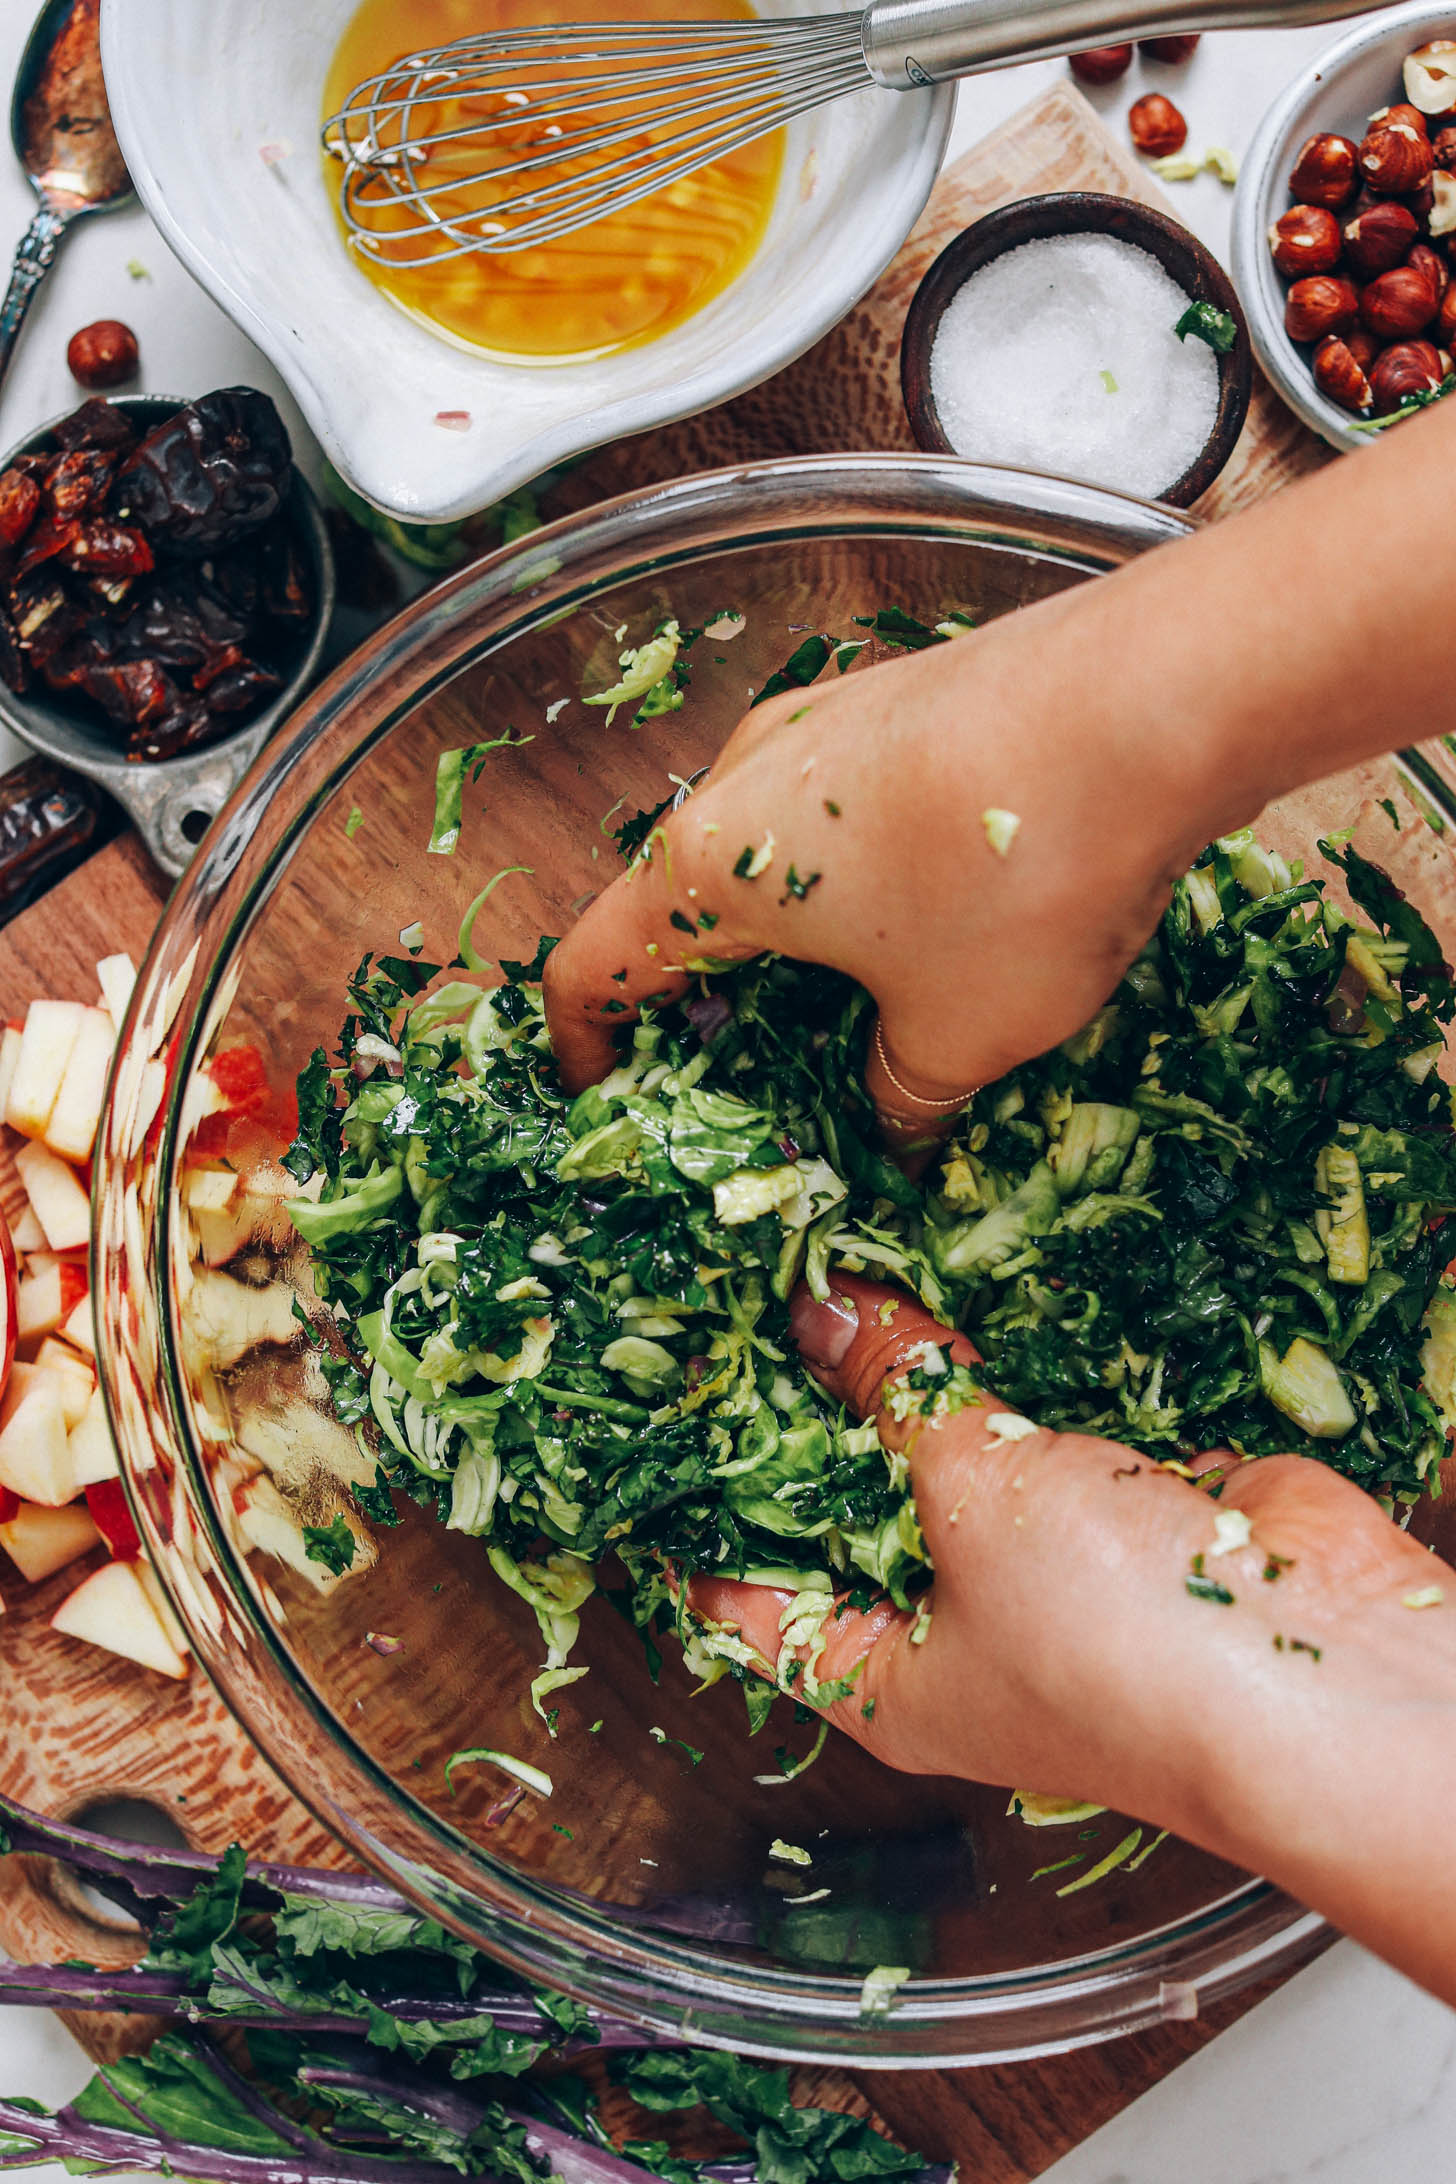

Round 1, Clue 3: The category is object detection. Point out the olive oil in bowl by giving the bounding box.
[323,0,783,365]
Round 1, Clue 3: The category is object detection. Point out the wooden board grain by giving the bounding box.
[0,79,1340,2176]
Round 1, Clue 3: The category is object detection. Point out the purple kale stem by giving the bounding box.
[297,2070,667,2184]
[516,2113,670,2184]
[0,1960,654,2053]
[188,2034,321,2159]
[0,1792,406,1919]
[702,2168,953,2184]
[0,1965,192,2014]
[298,2064,483,2139]
[0,2091,491,2184]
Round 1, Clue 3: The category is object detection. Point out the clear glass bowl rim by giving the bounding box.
[97,453,1341,2065]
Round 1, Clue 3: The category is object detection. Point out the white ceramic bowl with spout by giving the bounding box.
[100,0,953,523]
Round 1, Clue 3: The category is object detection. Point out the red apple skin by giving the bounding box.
[85,1478,141,1561]
[0,1212,15,1406]
[0,1486,17,1526]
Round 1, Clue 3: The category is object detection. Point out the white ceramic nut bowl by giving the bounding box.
[100,0,953,524]
[1232,0,1456,453]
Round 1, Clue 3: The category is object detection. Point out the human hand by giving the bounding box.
[543,396,1456,1146]
[686,1275,1456,2005]
[544,609,1215,1149]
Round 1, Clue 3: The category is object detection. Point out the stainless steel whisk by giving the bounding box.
[322,0,1396,260]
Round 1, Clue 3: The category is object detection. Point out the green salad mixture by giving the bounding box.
[285,799,1456,1717]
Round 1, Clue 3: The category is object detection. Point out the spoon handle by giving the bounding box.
[0,204,68,395]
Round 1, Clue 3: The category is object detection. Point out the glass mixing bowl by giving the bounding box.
[95,455,1456,2065]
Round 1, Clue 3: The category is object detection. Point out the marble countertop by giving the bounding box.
[0,6,1449,2177]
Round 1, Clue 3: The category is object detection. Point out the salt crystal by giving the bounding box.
[928,233,1220,500]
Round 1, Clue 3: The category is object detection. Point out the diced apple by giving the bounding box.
[85,1477,140,1560]
[69,1384,118,1487]
[136,1556,187,1652]
[0,1498,101,1581]
[0,1380,75,1505]
[0,1361,36,1430]
[36,1333,88,1373]
[127,1057,167,1161]
[0,1209,14,1408]
[44,1009,114,1165]
[234,1474,360,1594]
[50,1558,187,1678]
[11,1205,45,1254]
[5,1001,85,1138]
[14,1140,90,1251]
[62,1293,95,1356]
[183,1168,238,1212]
[95,954,136,1038]
[33,1340,93,1430]
[16,1259,87,1342]
[182,1270,299,1368]
[0,1024,22,1122]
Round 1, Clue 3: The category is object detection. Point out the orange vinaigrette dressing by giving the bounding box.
[322,0,783,364]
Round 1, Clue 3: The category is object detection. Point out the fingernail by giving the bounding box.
[790,1288,859,1368]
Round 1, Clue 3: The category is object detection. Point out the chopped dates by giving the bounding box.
[0,389,307,762]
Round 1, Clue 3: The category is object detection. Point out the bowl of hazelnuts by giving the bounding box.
[1232,0,1456,448]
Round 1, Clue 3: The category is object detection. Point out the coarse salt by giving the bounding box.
[928,234,1220,499]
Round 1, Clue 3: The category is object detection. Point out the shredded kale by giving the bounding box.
[288,824,1456,1712]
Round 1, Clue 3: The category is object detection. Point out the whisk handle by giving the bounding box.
[860,0,1404,85]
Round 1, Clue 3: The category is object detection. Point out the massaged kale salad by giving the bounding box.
[283,756,1456,1718]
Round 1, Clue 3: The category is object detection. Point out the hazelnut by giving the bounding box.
[1360,264,1439,338]
[1312,333,1373,411]
[1439,281,1456,344]
[1369,338,1444,411]
[1289,132,1360,209]
[65,319,139,390]
[1268,204,1343,276]
[1359,121,1434,194]
[1346,328,1381,370]
[1284,275,1360,342]
[1342,198,1418,277]
[1138,33,1200,62]
[1369,101,1430,138]
[1430,169,1456,237]
[1409,240,1449,300]
[1404,40,1456,117]
[1433,127,1456,168]
[1128,92,1187,157]
[1068,44,1133,83]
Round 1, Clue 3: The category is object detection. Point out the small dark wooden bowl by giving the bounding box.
[899,192,1253,509]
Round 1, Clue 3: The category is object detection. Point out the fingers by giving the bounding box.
[541,828,751,1093]
[788,1273,980,1422]
[684,1571,917,1756]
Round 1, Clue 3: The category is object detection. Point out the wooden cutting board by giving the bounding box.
[0,80,1326,2179]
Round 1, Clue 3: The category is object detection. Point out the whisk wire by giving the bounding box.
[343,49,859,213]
[323,10,870,258]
